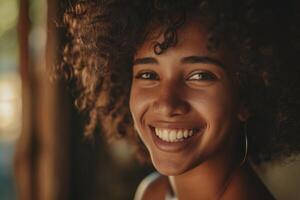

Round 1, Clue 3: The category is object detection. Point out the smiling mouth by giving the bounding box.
[151,127,200,143]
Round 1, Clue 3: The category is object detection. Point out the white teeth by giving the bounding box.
[154,128,197,142]
[177,130,183,139]
[162,129,168,140]
[170,130,176,142]
[183,130,189,138]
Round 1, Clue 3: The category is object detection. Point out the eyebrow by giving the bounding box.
[181,56,226,69]
[133,57,158,65]
[133,56,226,69]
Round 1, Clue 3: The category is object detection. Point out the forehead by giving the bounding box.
[135,19,210,58]
[134,18,237,71]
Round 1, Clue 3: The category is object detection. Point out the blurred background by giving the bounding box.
[0,0,299,200]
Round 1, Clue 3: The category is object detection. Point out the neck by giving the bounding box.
[168,145,241,200]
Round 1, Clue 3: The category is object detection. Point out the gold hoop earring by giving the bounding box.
[240,122,248,166]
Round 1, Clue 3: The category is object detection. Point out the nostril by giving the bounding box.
[152,97,190,116]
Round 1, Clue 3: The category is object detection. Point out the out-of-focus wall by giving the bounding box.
[254,156,300,200]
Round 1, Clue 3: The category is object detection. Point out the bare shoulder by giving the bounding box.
[134,172,169,200]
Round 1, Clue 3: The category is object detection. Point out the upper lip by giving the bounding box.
[148,120,206,130]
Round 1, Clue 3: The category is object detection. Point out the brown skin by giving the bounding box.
[130,19,274,199]
[135,164,275,200]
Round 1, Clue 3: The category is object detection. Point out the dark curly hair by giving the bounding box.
[60,0,300,164]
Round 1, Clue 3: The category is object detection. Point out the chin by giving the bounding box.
[150,154,202,176]
[153,162,186,176]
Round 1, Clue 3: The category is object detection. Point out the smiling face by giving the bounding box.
[130,19,247,175]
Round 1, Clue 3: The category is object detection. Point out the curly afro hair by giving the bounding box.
[60,0,300,164]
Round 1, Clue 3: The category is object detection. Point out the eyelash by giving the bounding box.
[134,71,216,81]
[187,71,216,81]
[135,71,159,80]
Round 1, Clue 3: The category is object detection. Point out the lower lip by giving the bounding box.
[149,127,203,153]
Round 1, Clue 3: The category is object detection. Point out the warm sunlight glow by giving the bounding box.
[0,74,22,142]
[0,101,14,129]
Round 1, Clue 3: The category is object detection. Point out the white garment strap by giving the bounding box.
[165,189,178,200]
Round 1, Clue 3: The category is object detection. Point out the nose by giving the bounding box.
[152,83,190,117]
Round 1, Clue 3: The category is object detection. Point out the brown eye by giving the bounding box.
[187,72,216,81]
[135,71,159,80]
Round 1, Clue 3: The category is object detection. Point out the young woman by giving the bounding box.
[61,0,300,199]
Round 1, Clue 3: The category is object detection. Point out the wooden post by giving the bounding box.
[14,0,70,199]
[14,0,34,199]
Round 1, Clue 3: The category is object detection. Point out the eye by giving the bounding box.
[135,71,159,80]
[187,71,216,81]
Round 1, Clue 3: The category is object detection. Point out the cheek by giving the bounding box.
[209,87,236,120]
[129,86,156,149]
[190,83,237,132]
[129,85,153,128]
[187,84,238,157]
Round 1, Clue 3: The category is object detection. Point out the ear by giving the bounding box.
[237,103,250,122]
